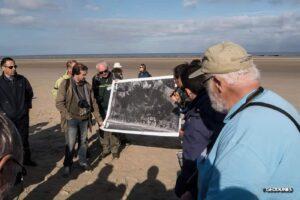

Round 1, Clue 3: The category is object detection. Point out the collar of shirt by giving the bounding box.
[3,74,14,81]
[62,71,71,79]
[223,88,259,124]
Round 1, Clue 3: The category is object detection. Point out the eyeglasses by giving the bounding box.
[5,65,18,69]
[99,70,108,75]
[201,75,214,85]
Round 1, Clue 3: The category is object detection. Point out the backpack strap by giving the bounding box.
[234,102,300,132]
[65,78,70,92]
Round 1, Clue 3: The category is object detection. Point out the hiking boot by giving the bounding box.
[62,166,71,178]
[112,152,120,159]
[100,151,110,159]
[86,149,91,159]
[79,163,91,171]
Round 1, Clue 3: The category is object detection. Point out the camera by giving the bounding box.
[78,100,91,116]
[78,99,90,109]
[170,87,180,97]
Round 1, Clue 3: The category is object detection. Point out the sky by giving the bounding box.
[0,0,300,55]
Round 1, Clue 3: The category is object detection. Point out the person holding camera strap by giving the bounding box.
[56,63,102,178]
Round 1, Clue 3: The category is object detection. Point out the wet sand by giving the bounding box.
[15,56,300,199]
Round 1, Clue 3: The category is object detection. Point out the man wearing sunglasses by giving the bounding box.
[92,61,121,159]
[0,57,36,167]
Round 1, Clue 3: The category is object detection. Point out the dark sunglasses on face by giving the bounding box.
[5,65,18,69]
[201,75,214,85]
[99,69,108,75]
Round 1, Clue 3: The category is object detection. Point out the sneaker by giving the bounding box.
[79,163,91,171]
[112,152,120,159]
[23,160,37,167]
[86,149,91,159]
[100,151,110,159]
[62,167,71,178]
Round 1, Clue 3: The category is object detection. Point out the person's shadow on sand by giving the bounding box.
[127,165,169,200]
[67,164,126,200]
[23,123,103,200]
[22,123,64,199]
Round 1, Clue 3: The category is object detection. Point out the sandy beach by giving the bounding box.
[14,56,300,200]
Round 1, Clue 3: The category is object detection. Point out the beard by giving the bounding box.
[206,82,228,114]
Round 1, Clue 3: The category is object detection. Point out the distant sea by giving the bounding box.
[6,52,300,59]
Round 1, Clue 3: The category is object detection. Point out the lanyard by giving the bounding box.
[229,87,264,120]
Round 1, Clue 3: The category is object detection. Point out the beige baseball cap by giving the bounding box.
[189,41,253,78]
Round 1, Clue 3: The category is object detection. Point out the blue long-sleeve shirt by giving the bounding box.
[198,89,300,200]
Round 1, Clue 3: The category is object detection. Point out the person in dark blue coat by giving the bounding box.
[175,62,225,200]
[138,64,151,78]
[0,57,36,167]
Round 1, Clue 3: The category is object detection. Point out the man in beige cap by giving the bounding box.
[190,42,300,200]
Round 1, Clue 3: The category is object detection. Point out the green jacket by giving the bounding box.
[52,71,71,98]
[92,72,113,119]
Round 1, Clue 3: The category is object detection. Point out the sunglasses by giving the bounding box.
[99,69,108,75]
[5,65,18,69]
[201,75,214,85]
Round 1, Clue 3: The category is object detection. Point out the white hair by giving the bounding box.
[96,61,108,69]
[214,63,260,85]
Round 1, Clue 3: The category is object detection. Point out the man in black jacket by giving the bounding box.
[0,57,36,166]
[92,61,120,159]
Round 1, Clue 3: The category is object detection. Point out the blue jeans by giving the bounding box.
[63,119,88,167]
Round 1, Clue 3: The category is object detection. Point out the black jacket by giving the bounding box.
[138,71,151,78]
[0,73,33,121]
[182,90,225,161]
[92,72,113,118]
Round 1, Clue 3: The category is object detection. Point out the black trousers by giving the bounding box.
[12,113,32,162]
[175,158,198,199]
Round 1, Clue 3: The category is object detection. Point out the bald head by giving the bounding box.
[96,61,109,78]
[96,61,108,71]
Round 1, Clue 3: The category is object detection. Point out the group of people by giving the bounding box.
[170,60,225,199]
[170,42,300,200]
[52,61,152,177]
[0,41,299,199]
[0,57,153,198]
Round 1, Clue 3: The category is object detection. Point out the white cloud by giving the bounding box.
[80,12,299,38]
[182,0,300,6]
[266,0,300,3]
[1,8,300,54]
[85,4,101,11]
[8,15,35,25]
[183,0,199,7]
[3,0,59,10]
[0,8,17,16]
[70,11,300,52]
[0,7,36,26]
